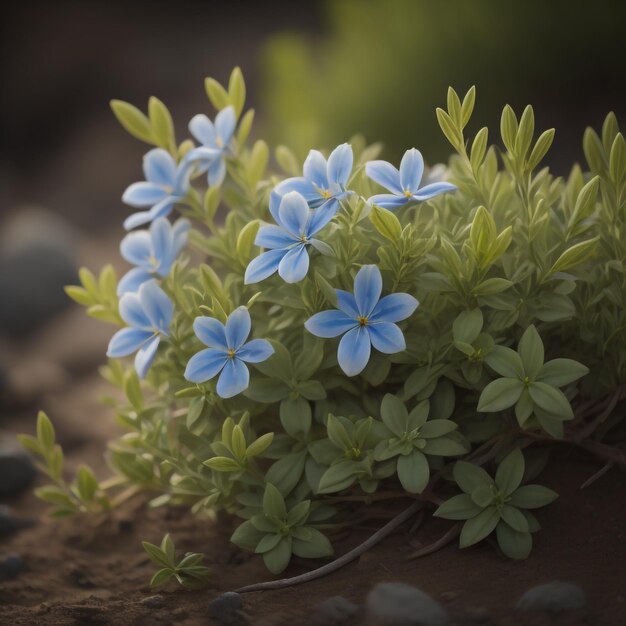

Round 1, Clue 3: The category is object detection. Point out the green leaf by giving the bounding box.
[537,359,589,387]
[317,460,360,494]
[292,528,334,559]
[419,419,457,439]
[517,325,544,379]
[255,533,283,554]
[477,378,524,412]
[496,521,532,559]
[528,383,573,419]
[110,100,154,144]
[236,219,259,261]
[515,389,534,425]
[515,105,534,158]
[263,483,287,520]
[244,378,290,403]
[230,520,265,551]
[123,369,143,411]
[263,537,292,574]
[370,204,402,242]
[246,432,274,458]
[380,394,408,436]
[247,140,269,189]
[297,380,326,401]
[500,505,529,533]
[186,396,206,429]
[204,456,241,472]
[434,494,483,520]
[326,414,352,451]
[548,238,599,275]
[397,450,429,493]
[527,128,555,170]
[228,66,246,117]
[459,506,499,548]
[460,85,476,128]
[236,109,255,145]
[509,485,558,509]
[280,397,312,439]
[142,541,172,568]
[472,278,513,296]
[76,465,98,501]
[275,145,300,176]
[609,132,626,185]
[453,309,483,344]
[148,97,175,151]
[150,568,174,588]
[470,127,489,170]
[230,425,247,459]
[286,500,311,527]
[436,107,463,151]
[484,346,524,378]
[266,450,307,496]
[421,436,467,457]
[407,400,430,429]
[495,448,525,496]
[204,77,230,110]
[500,105,518,154]
[453,461,494,494]
[36,411,55,450]
[161,534,175,562]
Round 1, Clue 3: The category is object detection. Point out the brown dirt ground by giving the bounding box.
[1,310,625,625]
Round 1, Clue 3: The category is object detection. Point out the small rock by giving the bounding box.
[0,441,36,498]
[140,594,165,608]
[0,554,24,581]
[458,607,495,624]
[314,596,360,624]
[208,592,248,625]
[0,505,35,538]
[516,581,586,613]
[365,582,448,626]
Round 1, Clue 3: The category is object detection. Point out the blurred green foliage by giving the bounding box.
[261,0,625,165]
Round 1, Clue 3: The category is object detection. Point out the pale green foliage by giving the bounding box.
[23,74,626,575]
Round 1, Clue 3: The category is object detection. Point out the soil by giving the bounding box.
[1,309,626,625]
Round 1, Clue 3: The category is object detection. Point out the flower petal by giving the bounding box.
[244,249,287,284]
[122,182,168,208]
[172,218,191,255]
[118,292,151,328]
[337,326,371,376]
[268,190,282,224]
[371,293,419,322]
[139,280,173,333]
[146,196,176,222]
[278,244,310,283]
[255,225,298,249]
[303,150,329,190]
[399,148,424,193]
[207,157,227,187]
[184,348,228,383]
[150,217,174,274]
[123,210,154,231]
[117,267,154,295]
[307,198,338,235]
[413,182,458,201]
[354,265,382,317]
[368,322,406,353]
[143,149,177,186]
[107,327,153,358]
[188,114,216,147]
[367,194,408,210]
[120,230,152,266]
[237,338,274,363]
[335,290,359,317]
[193,316,227,349]
[134,334,161,379]
[278,191,310,236]
[215,106,236,144]
[273,178,320,207]
[225,306,251,350]
[216,358,250,398]
[365,160,402,194]
[184,146,221,166]
[305,310,356,338]
[309,238,334,256]
[327,143,353,186]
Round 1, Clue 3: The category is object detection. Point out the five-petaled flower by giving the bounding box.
[107,280,173,378]
[184,306,274,398]
[184,106,236,187]
[244,191,334,284]
[365,148,457,210]
[275,143,353,211]
[122,148,191,230]
[117,217,190,295]
[305,265,418,376]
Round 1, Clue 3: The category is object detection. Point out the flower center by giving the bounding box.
[321,189,333,199]
[357,316,368,326]
[148,255,159,268]
[163,184,174,194]
[403,189,413,198]
[215,137,224,148]
[299,233,308,243]
[227,348,236,359]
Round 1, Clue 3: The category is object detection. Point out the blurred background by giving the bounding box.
[0,0,625,455]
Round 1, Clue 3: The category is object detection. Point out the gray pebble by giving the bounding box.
[516,581,586,613]
[140,594,165,608]
[0,554,24,581]
[208,592,248,625]
[314,596,360,624]
[366,582,448,626]
[0,444,36,498]
[0,505,35,538]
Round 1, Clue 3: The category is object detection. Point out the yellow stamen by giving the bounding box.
[227,349,236,358]
[403,189,413,198]
[321,189,332,199]
[357,316,368,326]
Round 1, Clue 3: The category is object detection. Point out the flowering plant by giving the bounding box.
[21,69,626,583]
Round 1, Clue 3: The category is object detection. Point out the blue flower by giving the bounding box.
[244,191,334,285]
[184,306,274,398]
[305,265,418,376]
[122,148,191,230]
[365,148,457,210]
[274,143,353,210]
[107,280,173,378]
[117,217,190,295]
[184,106,236,187]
